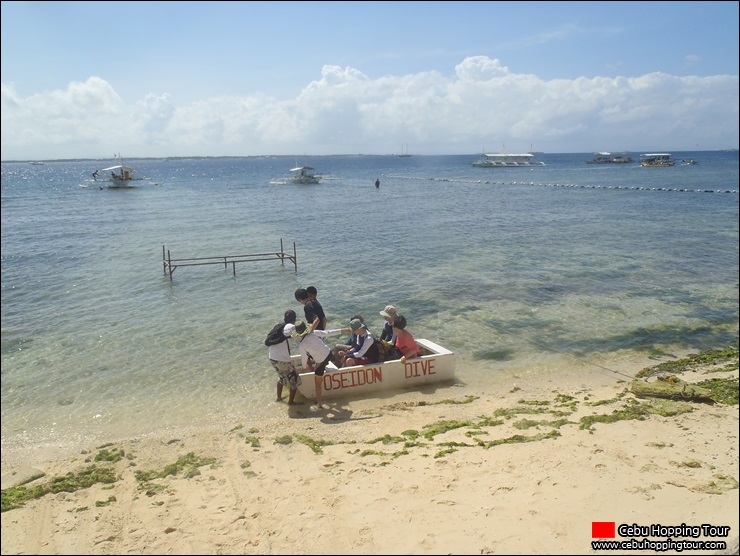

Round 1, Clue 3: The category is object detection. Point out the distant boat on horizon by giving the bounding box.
[398,144,411,157]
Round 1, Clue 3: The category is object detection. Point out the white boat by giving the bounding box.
[292,338,455,401]
[639,153,676,167]
[585,152,633,164]
[472,153,545,167]
[290,166,321,184]
[86,155,143,188]
[98,164,140,187]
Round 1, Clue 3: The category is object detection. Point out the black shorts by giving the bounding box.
[314,354,333,376]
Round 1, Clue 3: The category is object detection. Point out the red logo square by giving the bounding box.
[592,522,616,538]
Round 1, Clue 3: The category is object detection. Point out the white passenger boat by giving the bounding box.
[293,338,455,401]
[640,153,676,167]
[472,153,545,167]
[585,152,633,164]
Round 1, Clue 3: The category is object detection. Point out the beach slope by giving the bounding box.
[2,356,738,555]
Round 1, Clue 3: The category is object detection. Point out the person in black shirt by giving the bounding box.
[295,288,326,330]
[305,286,328,329]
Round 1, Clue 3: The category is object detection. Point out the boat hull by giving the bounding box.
[292,176,321,184]
[293,339,455,401]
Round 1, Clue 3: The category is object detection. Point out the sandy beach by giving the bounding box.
[2,354,738,555]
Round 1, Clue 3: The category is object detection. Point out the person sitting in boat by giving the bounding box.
[342,318,379,367]
[334,314,368,366]
[92,170,99,180]
[392,315,418,364]
[379,304,398,344]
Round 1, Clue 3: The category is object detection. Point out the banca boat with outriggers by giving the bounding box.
[292,338,455,402]
[82,155,144,188]
[639,153,676,167]
[269,164,322,185]
[585,152,634,164]
[472,153,546,167]
[290,166,321,184]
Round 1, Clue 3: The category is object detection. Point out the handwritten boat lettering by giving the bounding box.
[324,367,383,391]
[321,357,440,392]
[404,358,436,378]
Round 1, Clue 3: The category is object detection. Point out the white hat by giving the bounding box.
[380,305,398,318]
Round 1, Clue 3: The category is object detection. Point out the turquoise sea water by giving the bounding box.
[2,152,738,454]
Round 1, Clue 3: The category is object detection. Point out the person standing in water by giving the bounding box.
[296,317,350,409]
[375,178,380,189]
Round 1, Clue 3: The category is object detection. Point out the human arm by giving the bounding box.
[346,334,374,359]
[314,327,350,339]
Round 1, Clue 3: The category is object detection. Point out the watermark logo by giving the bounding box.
[591,522,730,552]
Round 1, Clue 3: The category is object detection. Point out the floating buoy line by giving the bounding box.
[385,175,738,194]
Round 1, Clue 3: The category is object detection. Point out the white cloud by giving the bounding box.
[1,56,737,159]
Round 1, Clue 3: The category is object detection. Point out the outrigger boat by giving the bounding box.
[269,165,322,185]
[585,152,633,164]
[290,166,321,184]
[472,153,545,167]
[292,338,455,401]
[82,154,143,188]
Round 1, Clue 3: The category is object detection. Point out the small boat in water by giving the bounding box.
[270,164,322,185]
[84,154,143,188]
[97,164,140,187]
[290,166,321,184]
[472,153,545,167]
[293,338,455,401]
[640,153,676,167]
[585,152,633,164]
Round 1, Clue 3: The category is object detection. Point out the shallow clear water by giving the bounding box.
[2,151,738,452]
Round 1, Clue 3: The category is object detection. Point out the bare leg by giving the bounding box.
[276,381,283,402]
[288,387,297,404]
[314,374,323,408]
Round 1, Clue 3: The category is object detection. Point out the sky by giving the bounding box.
[1,1,738,161]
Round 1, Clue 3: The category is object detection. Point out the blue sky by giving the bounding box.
[2,1,738,160]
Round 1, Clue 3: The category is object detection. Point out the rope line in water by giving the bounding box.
[385,174,738,194]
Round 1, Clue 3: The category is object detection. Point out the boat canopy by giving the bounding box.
[483,153,533,158]
[290,166,315,172]
[640,153,671,157]
[100,165,137,172]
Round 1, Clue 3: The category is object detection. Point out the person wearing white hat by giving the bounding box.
[379,305,399,344]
